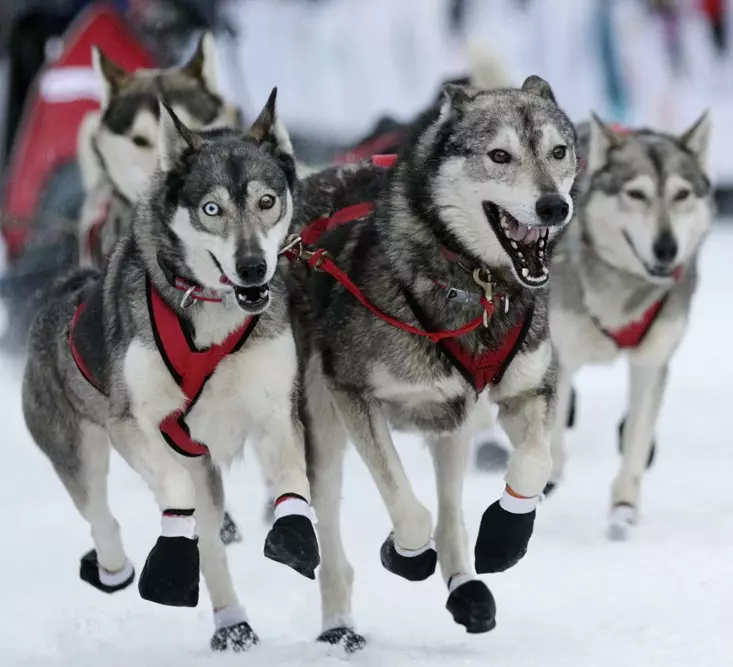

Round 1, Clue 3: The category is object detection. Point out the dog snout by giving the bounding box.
[235,255,268,285]
[535,194,570,226]
[652,230,678,264]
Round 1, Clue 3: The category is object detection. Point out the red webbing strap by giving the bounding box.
[69,303,106,395]
[305,249,493,343]
[605,298,665,349]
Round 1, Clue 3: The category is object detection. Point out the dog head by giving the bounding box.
[581,113,713,282]
[412,76,577,288]
[91,33,239,203]
[146,88,296,314]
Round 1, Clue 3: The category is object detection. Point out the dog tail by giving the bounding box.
[465,39,513,91]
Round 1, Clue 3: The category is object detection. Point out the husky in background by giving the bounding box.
[77,33,240,267]
[22,91,319,651]
[547,113,713,539]
[290,76,578,651]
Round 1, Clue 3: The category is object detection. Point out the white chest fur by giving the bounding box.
[124,329,298,466]
[369,363,466,406]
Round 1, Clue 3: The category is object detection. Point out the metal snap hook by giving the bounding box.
[180,285,197,309]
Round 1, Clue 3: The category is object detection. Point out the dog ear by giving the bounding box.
[588,112,624,173]
[521,75,556,104]
[247,87,294,155]
[157,100,201,171]
[679,111,711,170]
[92,46,129,107]
[436,83,472,124]
[181,32,220,93]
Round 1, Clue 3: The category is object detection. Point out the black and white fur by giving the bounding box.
[547,113,713,539]
[22,91,318,651]
[290,76,578,649]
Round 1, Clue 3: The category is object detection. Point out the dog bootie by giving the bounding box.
[475,490,537,574]
[264,495,320,579]
[138,510,200,607]
[220,511,242,545]
[618,418,656,469]
[445,576,497,634]
[210,606,259,652]
[317,626,367,654]
[79,549,135,594]
[380,532,437,581]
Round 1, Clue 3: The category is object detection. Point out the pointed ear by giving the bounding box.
[521,75,556,104]
[588,112,624,173]
[679,111,711,169]
[436,83,472,124]
[247,87,293,155]
[92,46,129,107]
[180,32,220,93]
[157,100,201,171]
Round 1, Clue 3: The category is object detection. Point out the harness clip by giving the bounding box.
[472,268,494,327]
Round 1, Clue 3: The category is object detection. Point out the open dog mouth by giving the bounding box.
[482,202,551,287]
[220,275,271,312]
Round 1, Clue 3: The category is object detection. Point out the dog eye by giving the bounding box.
[674,189,691,202]
[552,145,567,160]
[259,194,276,210]
[132,135,152,148]
[202,201,221,216]
[626,189,648,202]
[488,149,511,164]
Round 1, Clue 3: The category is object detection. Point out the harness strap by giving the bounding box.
[600,297,667,349]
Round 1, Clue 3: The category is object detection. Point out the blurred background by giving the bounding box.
[0,0,730,347]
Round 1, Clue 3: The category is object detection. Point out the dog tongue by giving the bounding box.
[505,219,540,245]
[524,228,540,245]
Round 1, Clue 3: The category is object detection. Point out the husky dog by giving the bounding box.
[77,33,240,267]
[22,91,320,651]
[290,76,577,649]
[547,114,713,540]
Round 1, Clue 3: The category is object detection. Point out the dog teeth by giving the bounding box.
[542,267,549,275]
[539,239,545,248]
[510,241,518,249]
[522,268,529,277]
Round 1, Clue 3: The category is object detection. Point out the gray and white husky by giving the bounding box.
[547,113,713,540]
[290,76,578,649]
[22,91,319,651]
[77,33,240,267]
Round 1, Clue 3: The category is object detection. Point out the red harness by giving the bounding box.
[599,298,667,349]
[70,278,258,457]
[288,154,529,392]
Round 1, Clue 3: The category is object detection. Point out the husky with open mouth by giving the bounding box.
[288,76,577,650]
[22,91,320,651]
[546,114,713,540]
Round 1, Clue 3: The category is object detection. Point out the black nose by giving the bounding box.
[653,231,678,264]
[236,256,267,285]
[536,194,570,225]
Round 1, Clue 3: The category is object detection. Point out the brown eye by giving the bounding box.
[132,135,152,148]
[674,189,691,202]
[626,189,647,202]
[552,145,567,160]
[259,194,276,210]
[489,149,511,164]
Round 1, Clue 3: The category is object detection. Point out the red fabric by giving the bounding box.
[69,303,105,394]
[371,154,398,168]
[334,132,404,164]
[701,0,724,21]
[291,176,528,390]
[605,299,665,348]
[149,286,255,456]
[2,3,154,256]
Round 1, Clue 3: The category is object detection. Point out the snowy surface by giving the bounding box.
[2,228,733,667]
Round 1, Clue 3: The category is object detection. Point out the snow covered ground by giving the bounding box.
[2,227,733,667]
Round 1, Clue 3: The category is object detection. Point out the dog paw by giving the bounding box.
[79,549,135,594]
[264,514,320,579]
[474,441,510,472]
[475,500,535,574]
[317,627,366,654]
[380,532,437,581]
[138,536,199,607]
[446,580,496,634]
[220,511,242,545]
[618,418,656,469]
[210,622,259,652]
[607,504,638,542]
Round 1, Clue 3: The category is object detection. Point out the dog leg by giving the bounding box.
[546,364,575,495]
[187,461,258,652]
[331,389,436,582]
[64,422,134,594]
[609,362,668,541]
[253,419,320,580]
[108,418,200,607]
[427,430,496,634]
[475,393,552,573]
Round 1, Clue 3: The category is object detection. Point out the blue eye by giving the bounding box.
[202,201,221,216]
